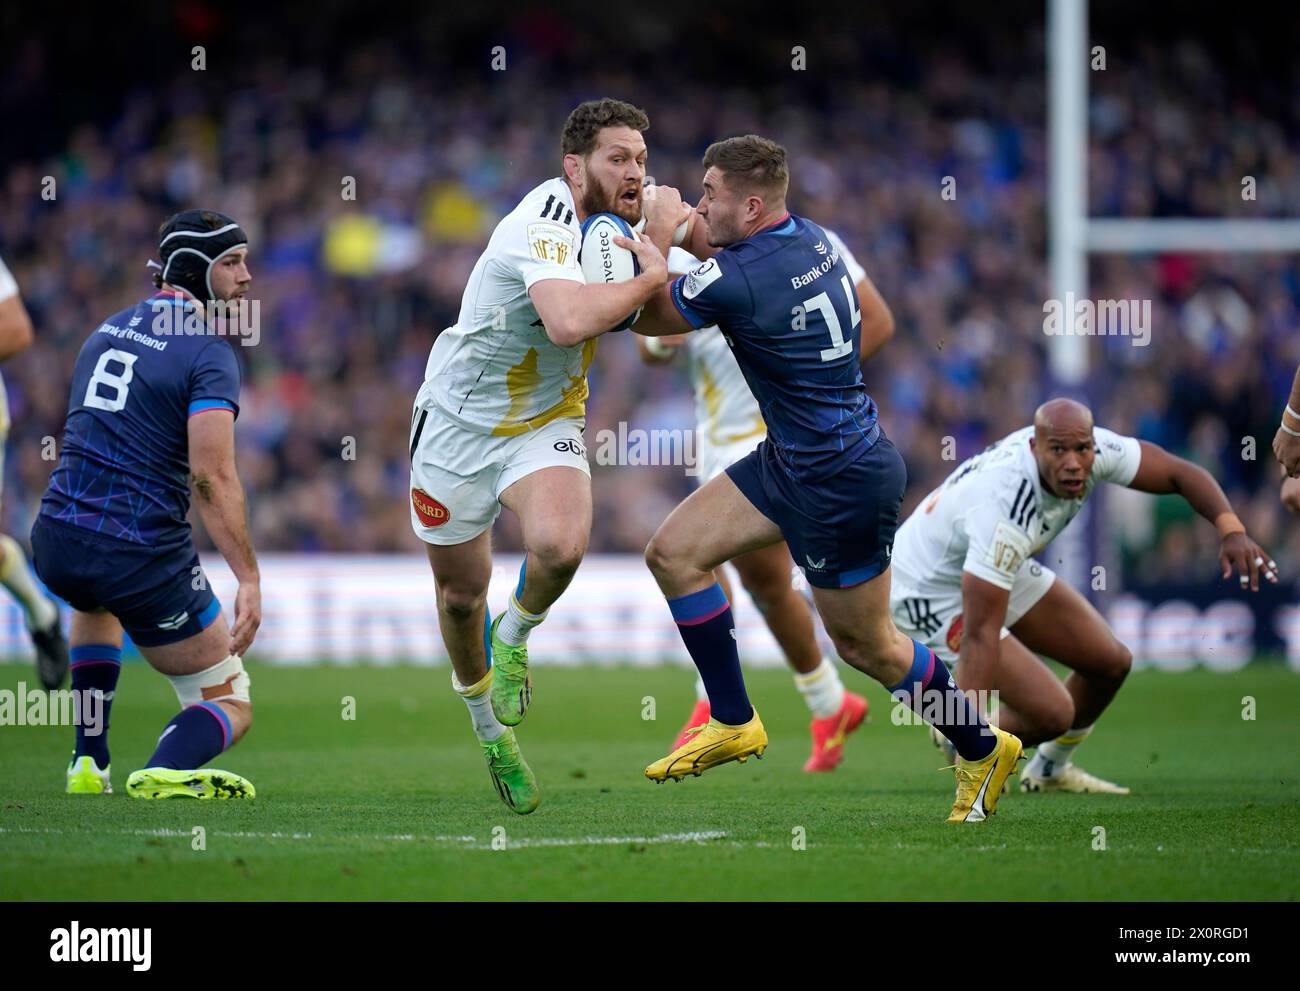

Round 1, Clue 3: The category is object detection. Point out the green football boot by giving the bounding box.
[482,727,540,815]
[125,767,256,800]
[66,755,112,795]
[488,615,532,726]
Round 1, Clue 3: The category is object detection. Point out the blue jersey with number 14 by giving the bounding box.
[40,292,241,546]
[670,213,878,481]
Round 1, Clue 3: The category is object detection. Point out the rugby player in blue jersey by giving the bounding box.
[626,136,1024,822]
[33,210,261,800]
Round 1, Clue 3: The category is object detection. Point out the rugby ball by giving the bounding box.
[580,212,641,332]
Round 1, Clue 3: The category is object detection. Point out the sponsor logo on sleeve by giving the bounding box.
[527,222,577,268]
[987,520,1030,575]
[411,488,451,527]
[682,259,722,300]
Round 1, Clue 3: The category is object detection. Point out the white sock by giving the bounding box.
[0,535,57,630]
[453,668,506,742]
[496,592,546,647]
[1027,724,1093,778]
[793,657,845,719]
[693,675,708,702]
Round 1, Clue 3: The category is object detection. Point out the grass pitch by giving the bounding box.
[2,660,1298,900]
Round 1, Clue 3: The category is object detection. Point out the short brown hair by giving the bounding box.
[702,134,789,199]
[561,98,650,157]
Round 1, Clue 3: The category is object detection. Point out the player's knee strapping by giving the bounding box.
[146,656,250,770]
[167,654,251,708]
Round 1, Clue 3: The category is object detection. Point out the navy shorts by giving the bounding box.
[31,517,222,647]
[726,427,906,589]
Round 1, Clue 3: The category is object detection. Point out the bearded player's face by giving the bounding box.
[579,127,646,224]
[209,247,252,302]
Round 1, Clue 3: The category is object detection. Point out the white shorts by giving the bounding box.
[696,431,766,485]
[408,404,589,546]
[891,558,1056,666]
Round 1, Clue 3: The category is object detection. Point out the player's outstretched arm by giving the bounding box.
[857,273,895,364]
[188,408,262,654]
[1127,440,1278,590]
[529,236,668,348]
[0,292,34,362]
[1272,363,1300,476]
[956,571,1012,693]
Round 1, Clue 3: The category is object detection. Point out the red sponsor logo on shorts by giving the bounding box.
[411,488,451,527]
[946,614,964,655]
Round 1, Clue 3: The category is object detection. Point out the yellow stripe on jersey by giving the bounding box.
[492,338,598,437]
[699,359,765,446]
[715,418,767,445]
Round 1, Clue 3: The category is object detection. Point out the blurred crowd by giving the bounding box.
[2,3,1299,588]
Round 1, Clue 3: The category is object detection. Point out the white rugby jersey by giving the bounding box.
[891,425,1142,596]
[421,177,594,436]
[0,255,18,435]
[674,230,867,447]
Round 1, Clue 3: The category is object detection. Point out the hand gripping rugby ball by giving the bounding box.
[580,212,641,332]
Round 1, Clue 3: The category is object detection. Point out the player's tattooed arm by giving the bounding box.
[0,293,35,362]
[191,471,214,502]
[957,571,1011,693]
[1127,440,1278,590]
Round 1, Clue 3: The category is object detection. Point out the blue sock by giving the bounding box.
[890,639,996,761]
[667,583,752,726]
[70,644,122,768]
[146,703,231,770]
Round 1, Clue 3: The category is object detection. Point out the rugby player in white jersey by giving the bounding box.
[891,398,1277,794]
[638,234,895,771]
[409,99,686,814]
[0,254,69,689]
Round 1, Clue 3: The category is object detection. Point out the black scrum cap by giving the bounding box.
[157,210,248,301]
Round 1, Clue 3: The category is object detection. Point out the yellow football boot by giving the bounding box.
[947,726,1023,823]
[645,709,767,783]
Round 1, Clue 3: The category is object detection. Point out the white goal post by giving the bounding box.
[1048,0,1300,384]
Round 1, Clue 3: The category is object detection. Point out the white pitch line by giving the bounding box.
[0,826,731,850]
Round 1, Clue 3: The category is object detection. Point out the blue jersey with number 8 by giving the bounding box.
[670,214,879,481]
[40,292,241,545]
